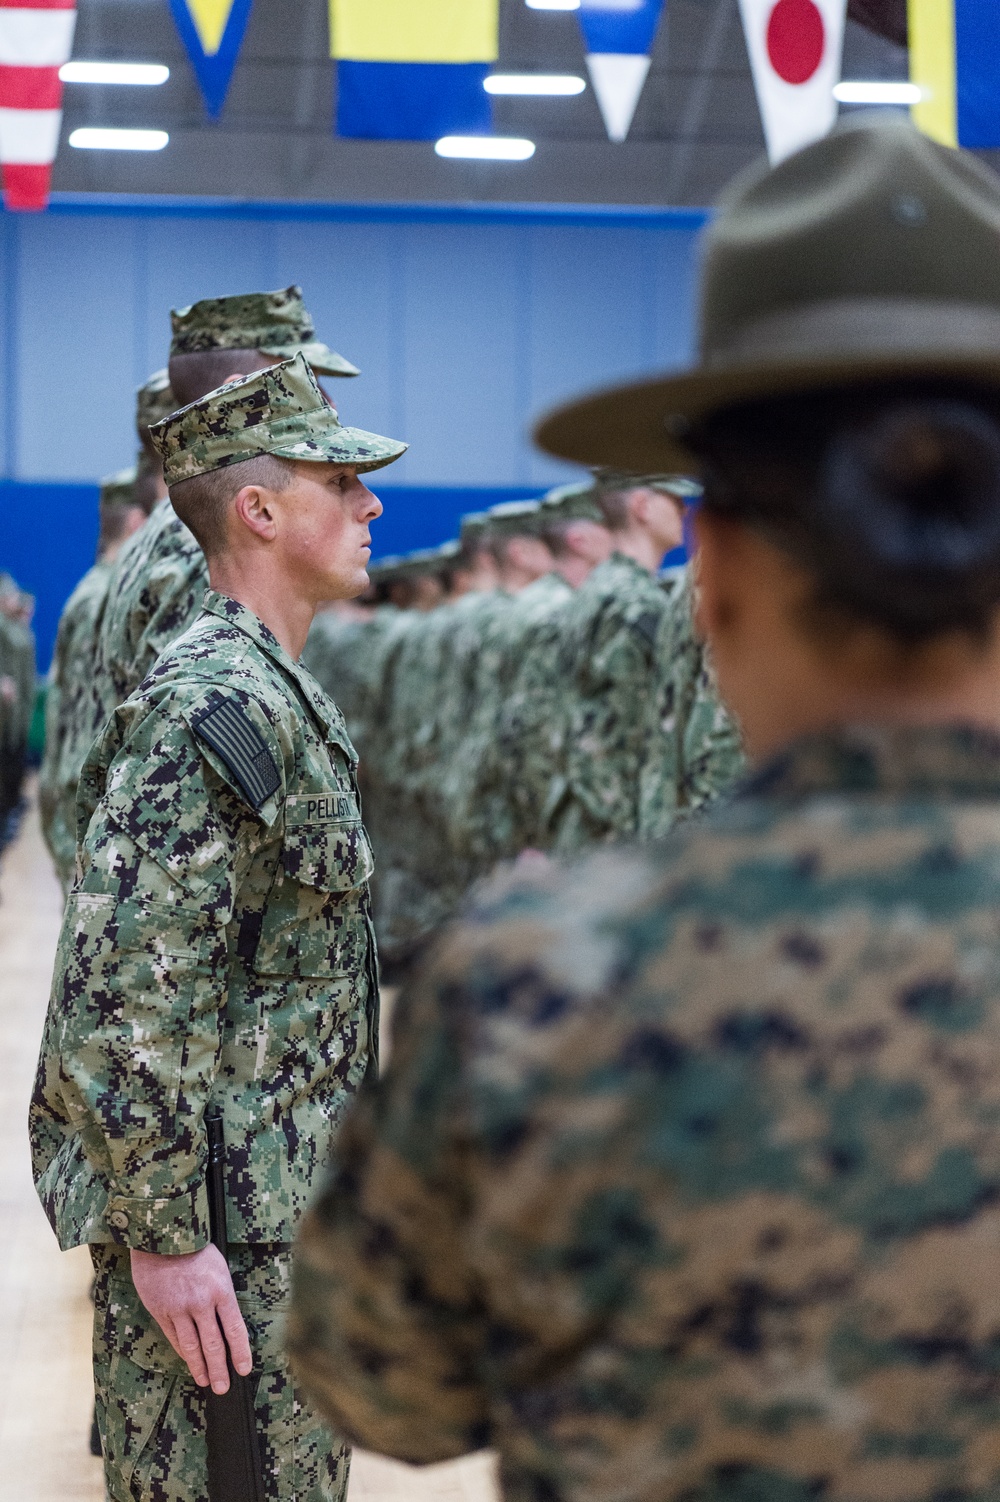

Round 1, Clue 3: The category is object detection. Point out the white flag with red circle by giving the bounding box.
[0,0,77,210]
[738,0,846,164]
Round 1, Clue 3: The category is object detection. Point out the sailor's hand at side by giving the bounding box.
[130,1244,253,1393]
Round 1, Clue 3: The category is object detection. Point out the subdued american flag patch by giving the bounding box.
[191,696,281,810]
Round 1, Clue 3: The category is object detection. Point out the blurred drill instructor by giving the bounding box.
[40,468,146,890]
[91,286,359,729]
[289,117,1000,1501]
[31,354,406,1502]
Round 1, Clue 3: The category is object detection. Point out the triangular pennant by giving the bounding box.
[739,0,847,163]
[577,0,664,141]
[586,53,651,142]
[167,0,254,118]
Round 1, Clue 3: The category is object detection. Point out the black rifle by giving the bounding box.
[205,1105,267,1502]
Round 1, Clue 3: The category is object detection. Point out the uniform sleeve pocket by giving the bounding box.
[253,818,374,980]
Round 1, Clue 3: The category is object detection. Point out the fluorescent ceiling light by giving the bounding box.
[61,61,169,86]
[69,127,169,151]
[436,135,536,160]
[60,61,169,85]
[485,73,586,95]
[834,81,922,104]
[526,0,580,10]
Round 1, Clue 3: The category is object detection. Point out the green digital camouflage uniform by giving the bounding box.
[0,575,36,823]
[547,552,678,853]
[453,571,572,873]
[39,558,114,885]
[31,356,405,1502]
[638,567,746,840]
[41,467,144,888]
[290,721,1000,1502]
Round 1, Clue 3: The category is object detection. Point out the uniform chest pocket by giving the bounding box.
[254,815,374,980]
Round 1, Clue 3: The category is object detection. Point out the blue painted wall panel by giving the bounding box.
[0,198,706,665]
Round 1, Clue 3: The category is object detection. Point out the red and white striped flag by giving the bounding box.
[739,0,846,164]
[0,0,76,210]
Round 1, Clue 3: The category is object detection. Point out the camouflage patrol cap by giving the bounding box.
[485,499,547,538]
[170,285,359,378]
[394,540,463,579]
[150,351,407,486]
[367,553,407,586]
[593,468,703,500]
[540,480,604,523]
[136,369,177,434]
[459,511,491,546]
[99,465,138,509]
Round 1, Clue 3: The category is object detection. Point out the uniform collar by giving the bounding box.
[202,590,348,749]
[744,724,1000,802]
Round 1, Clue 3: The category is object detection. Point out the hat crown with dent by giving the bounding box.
[170,285,316,355]
[700,112,1000,369]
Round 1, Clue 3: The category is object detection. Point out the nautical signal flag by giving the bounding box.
[0,0,77,210]
[167,0,254,118]
[577,0,665,143]
[909,0,1000,148]
[738,0,847,163]
[331,0,499,140]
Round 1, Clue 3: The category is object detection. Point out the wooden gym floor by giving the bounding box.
[0,786,498,1502]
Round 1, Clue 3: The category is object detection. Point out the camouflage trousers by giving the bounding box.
[91,1244,350,1502]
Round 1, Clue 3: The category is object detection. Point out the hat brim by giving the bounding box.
[270,419,407,475]
[535,297,1000,473]
[261,340,360,378]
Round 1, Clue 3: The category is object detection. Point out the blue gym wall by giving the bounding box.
[0,196,707,666]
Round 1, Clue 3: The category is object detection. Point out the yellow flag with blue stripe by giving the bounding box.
[331,0,499,139]
[909,0,1000,147]
[330,0,498,64]
[168,0,255,117]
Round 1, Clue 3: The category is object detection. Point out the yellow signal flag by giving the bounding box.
[185,0,240,56]
[908,0,958,147]
[330,0,499,64]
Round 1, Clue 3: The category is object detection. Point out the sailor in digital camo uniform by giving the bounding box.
[289,117,1000,1502]
[31,352,405,1502]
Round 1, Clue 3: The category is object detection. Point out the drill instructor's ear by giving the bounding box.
[233,486,278,542]
[691,509,742,645]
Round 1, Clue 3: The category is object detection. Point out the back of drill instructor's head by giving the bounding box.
[167,284,359,407]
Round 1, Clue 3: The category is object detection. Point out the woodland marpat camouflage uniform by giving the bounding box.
[32,356,404,1502]
[548,552,677,853]
[638,566,746,840]
[291,721,1000,1502]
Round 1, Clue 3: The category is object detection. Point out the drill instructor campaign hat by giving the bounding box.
[150,352,407,486]
[170,285,360,379]
[536,115,1000,474]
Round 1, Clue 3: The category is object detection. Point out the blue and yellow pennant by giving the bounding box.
[330,0,499,140]
[909,0,1000,147]
[168,0,255,118]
